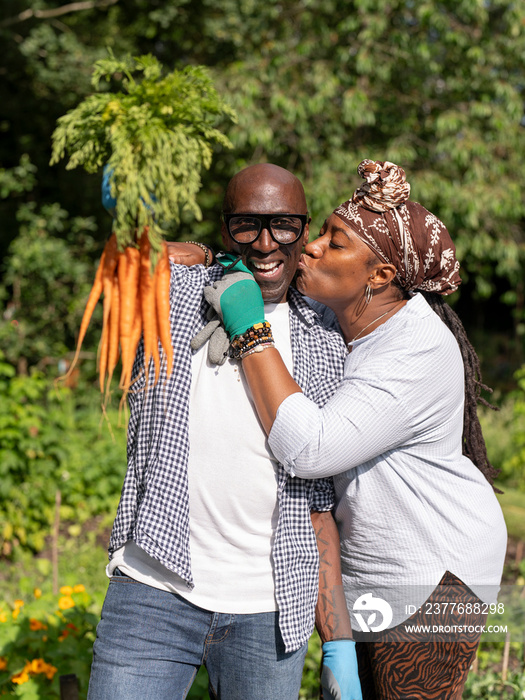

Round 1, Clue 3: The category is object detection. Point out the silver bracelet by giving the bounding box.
[188,241,213,268]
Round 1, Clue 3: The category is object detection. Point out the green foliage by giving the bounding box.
[463,668,525,699]
[0,585,98,699]
[496,489,525,542]
[0,157,37,200]
[3,0,525,338]
[481,365,525,493]
[501,366,525,490]
[50,52,237,253]
[300,632,322,699]
[0,360,126,556]
[0,201,102,373]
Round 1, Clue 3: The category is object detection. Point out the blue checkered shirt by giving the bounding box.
[108,262,347,652]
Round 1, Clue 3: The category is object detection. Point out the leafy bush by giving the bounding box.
[0,357,126,555]
[0,585,97,699]
[463,668,525,699]
[0,199,102,375]
[479,367,525,492]
[499,366,525,491]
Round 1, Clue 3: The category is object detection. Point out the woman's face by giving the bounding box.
[295,213,377,310]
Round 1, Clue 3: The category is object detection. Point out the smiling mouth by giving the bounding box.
[251,260,283,278]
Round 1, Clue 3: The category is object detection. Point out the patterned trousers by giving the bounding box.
[354,572,487,700]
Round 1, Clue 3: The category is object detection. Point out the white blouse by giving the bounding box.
[269,293,507,627]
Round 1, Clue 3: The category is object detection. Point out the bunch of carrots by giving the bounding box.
[61,229,172,402]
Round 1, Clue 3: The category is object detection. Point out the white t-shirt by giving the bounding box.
[110,302,294,613]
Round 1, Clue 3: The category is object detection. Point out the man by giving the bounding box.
[87,163,354,700]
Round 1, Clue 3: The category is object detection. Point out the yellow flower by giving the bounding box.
[29,619,47,631]
[59,586,73,595]
[12,600,24,619]
[73,584,85,593]
[0,657,7,671]
[0,612,7,623]
[58,595,75,610]
[33,588,42,599]
[11,670,30,685]
[29,659,46,674]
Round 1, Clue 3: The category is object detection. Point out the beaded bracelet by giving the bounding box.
[187,241,214,268]
[239,341,276,359]
[229,321,274,359]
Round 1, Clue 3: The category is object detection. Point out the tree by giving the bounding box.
[1,0,524,376]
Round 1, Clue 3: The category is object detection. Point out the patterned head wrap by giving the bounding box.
[333,159,461,296]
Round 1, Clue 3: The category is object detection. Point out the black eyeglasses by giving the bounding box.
[223,213,308,245]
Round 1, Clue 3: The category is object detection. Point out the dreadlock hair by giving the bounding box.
[419,291,500,489]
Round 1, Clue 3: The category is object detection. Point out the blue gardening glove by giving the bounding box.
[101,165,117,217]
[203,252,265,339]
[101,164,157,218]
[321,640,363,700]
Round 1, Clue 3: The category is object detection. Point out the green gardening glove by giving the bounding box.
[203,252,265,339]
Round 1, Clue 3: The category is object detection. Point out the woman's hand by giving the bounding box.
[167,241,208,266]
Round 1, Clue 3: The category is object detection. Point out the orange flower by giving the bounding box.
[29,659,46,674]
[73,584,85,593]
[59,585,73,595]
[29,619,48,631]
[44,663,57,680]
[0,612,7,623]
[58,595,75,610]
[11,669,30,685]
[0,657,7,671]
[33,588,42,599]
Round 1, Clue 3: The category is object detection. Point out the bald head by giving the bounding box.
[223,163,307,215]
[220,163,309,303]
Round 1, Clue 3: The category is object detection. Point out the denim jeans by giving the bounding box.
[87,571,308,700]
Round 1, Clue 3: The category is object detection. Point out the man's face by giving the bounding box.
[221,170,309,303]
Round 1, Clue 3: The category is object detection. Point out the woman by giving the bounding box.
[206,159,507,699]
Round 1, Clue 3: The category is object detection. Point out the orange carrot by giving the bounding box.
[97,236,120,393]
[98,299,110,394]
[58,234,117,384]
[101,234,119,335]
[105,271,121,398]
[155,241,173,378]
[60,228,173,410]
[139,231,160,385]
[118,245,140,390]
[120,287,142,390]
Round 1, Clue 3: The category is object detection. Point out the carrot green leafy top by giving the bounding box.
[50,52,237,253]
